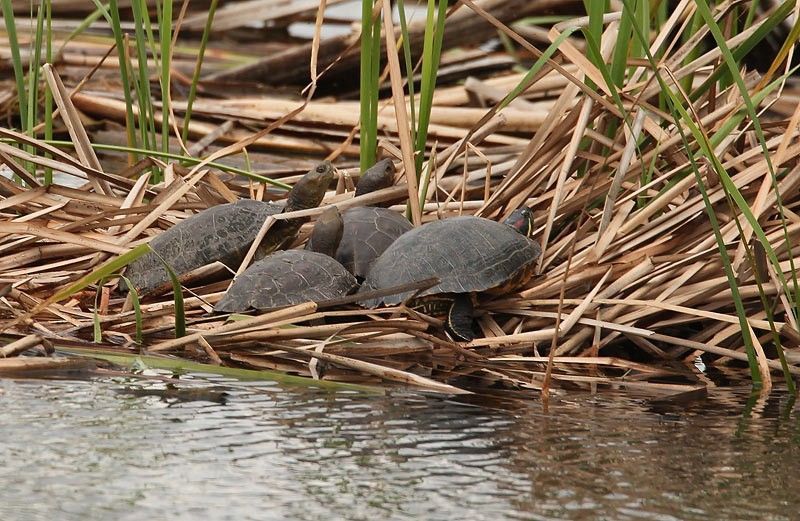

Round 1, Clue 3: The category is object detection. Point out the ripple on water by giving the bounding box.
[0,377,798,521]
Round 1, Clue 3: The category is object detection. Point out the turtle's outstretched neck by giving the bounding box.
[124,161,334,295]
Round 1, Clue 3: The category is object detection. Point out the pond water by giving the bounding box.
[0,374,797,521]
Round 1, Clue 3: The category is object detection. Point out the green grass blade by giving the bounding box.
[27,3,45,137]
[182,0,219,144]
[57,2,109,55]
[0,137,292,189]
[1,0,29,129]
[689,1,797,103]
[120,276,144,345]
[359,0,379,170]
[51,244,151,303]
[130,0,157,159]
[396,0,417,145]
[151,254,186,339]
[609,1,633,88]
[97,0,139,158]
[159,0,174,159]
[92,278,106,343]
[57,346,383,392]
[581,0,607,90]
[413,0,448,176]
[44,0,53,185]
[498,27,578,110]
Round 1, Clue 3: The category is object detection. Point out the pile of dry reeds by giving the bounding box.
[1,0,800,397]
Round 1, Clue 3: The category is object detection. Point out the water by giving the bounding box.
[0,375,797,521]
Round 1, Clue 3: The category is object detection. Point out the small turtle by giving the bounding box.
[335,158,413,280]
[215,207,357,313]
[125,161,334,295]
[359,208,541,341]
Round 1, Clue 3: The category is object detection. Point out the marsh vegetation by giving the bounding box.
[1,0,799,398]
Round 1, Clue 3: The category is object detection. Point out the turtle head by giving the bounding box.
[286,161,335,211]
[504,207,534,237]
[306,206,344,258]
[355,158,396,197]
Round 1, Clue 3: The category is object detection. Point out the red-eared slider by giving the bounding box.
[215,207,357,312]
[334,158,413,280]
[125,161,334,295]
[360,208,540,341]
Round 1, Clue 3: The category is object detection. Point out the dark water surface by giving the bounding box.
[0,375,797,521]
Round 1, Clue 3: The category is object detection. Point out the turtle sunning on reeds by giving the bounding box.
[215,207,358,312]
[334,158,413,280]
[360,208,541,341]
[216,158,413,312]
[124,161,335,295]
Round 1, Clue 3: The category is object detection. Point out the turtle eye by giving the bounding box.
[316,164,327,173]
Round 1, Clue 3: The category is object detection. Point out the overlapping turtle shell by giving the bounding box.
[360,216,541,307]
[335,206,412,279]
[125,200,281,294]
[214,250,358,312]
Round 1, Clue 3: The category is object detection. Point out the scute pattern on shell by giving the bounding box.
[360,216,541,307]
[125,200,281,293]
[335,207,413,279]
[214,250,358,312]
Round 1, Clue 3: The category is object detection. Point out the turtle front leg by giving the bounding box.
[446,293,476,341]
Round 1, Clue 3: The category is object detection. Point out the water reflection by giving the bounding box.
[0,376,797,521]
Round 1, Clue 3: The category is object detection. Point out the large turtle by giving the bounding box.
[334,158,413,280]
[215,207,357,312]
[359,208,541,341]
[125,161,334,295]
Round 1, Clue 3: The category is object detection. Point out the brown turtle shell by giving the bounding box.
[335,206,412,280]
[359,216,541,307]
[214,250,357,312]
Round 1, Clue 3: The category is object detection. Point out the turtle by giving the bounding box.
[336,206,413,280]
[214,207,357,313]
[359,208,541,341]
[334,158,413,280]
[353,157,395,198]
[124,161,334,295]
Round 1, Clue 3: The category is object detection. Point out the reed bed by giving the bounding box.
[1,0,799,398]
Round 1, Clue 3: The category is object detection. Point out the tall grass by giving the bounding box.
[412,0,448,178]
[158,0,173,162]
[359,0,447,180]
[96,0,140,160]
[581,0,799,390]
[1,0,28,129]
[43,0,53,185]
[360,0,381,171]
[181,0,219,143]
[89,0,180,181]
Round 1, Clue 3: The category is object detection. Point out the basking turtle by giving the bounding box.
[353,157,395,198]
[335,158,413,280]
[215,207,357,313]
[359,208,541,341]
[125,161,334,295]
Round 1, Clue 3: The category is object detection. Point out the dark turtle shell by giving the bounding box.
[335,206,412,279]
[360,216,541,308]
[125,161,334,295]
[124,200,281,294]
[214,250,358,312]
